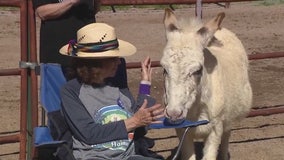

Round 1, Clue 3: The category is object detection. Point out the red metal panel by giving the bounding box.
[126,52,284,69]
[28,0,39,158]
[0,0,21,7]
[248,106,284,117]
[0,1,282,159]
[248,52,284,60]
[0,134,20,144]
[0,0,29,160]
[0,68,21,76]
[19,0,29,159]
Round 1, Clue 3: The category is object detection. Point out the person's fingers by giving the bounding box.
[151,111,164,121]
[141,60,145,68]
[140,56,152,81]
[149,68,152,82]
[142,56,150,68]
[140,99,148,109]
[151,120,163,124]
[136,100,165,126]
[151,114,164,124]
[147,59,151,68]
[150,107,163,116]
[148,103,162,112]
[144,56,150,63]
[153,113,164,120]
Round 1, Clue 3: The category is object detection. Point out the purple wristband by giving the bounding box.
[139,83,151,95]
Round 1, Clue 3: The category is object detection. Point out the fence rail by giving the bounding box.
[0,0,37,160]
[0,0,282,159]
[100,0,260,5]
[126,51,284,117]
[126,52,284,69]
[0,0,21,7]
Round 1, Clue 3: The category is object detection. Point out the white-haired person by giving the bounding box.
[59,23,165,160]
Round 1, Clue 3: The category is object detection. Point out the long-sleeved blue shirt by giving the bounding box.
[60,78,154,159]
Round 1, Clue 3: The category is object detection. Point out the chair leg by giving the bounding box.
[172,127,191,160]
[38,148,58,160]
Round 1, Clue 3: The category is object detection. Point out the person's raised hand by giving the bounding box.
[141,56,152,82]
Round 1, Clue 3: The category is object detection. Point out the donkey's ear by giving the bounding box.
[197,12,225,46]
[164,8,178,32]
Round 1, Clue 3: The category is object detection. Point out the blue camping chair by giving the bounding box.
[34,60,208,160]
[34,63,75,160]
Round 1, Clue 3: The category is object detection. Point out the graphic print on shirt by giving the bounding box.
[92,105,133,151]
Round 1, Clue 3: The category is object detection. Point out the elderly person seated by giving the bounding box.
[59,23,165,160]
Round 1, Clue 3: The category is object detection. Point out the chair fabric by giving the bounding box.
[34,126,65,148]
[34,63,75,160]
[149,118,209,129]
[40,63,67,112]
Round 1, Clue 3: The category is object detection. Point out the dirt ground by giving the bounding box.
[0,1,284,160]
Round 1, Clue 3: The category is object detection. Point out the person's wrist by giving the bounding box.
[139,83,151,95]
[125,116,140,132]
[64,0,77,6]
[70,0,77,5]
[140,80,151,85]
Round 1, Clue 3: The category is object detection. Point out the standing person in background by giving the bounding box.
[32,0,101,80]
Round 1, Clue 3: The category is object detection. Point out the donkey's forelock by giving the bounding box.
[178,17,204,33]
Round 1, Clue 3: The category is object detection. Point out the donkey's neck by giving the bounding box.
[199,49,216,105]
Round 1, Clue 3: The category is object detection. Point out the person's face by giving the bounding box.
[101,57,121,78]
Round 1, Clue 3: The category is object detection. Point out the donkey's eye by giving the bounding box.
[193,67,203,76]
[189,66,203,77]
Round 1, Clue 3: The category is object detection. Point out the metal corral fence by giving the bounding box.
[126,52,284,118]
[0,0,283,160]
[0,0,37,160]
[100,0,258,5]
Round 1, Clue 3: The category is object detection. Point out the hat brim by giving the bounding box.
[59,39,136,58]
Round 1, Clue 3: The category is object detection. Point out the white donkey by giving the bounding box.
[161,9,253,160]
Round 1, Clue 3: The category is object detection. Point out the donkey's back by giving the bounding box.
[205,27,252,125]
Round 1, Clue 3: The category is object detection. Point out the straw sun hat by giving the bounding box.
[59,23,137,58]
